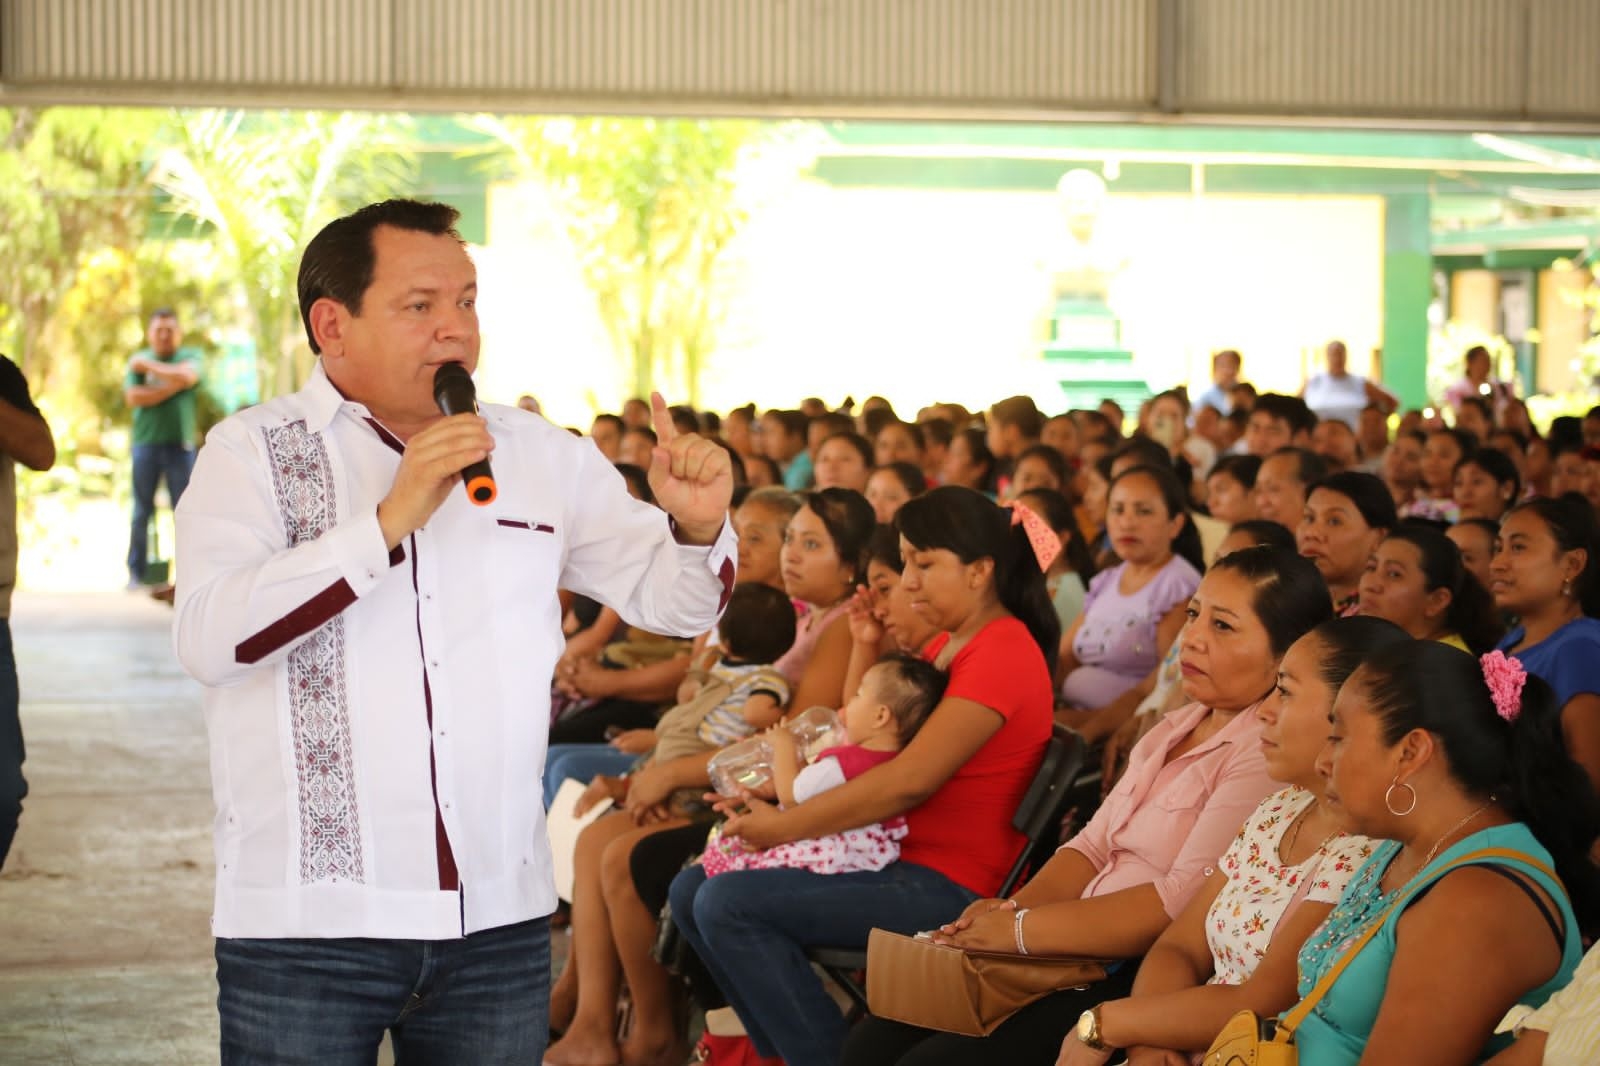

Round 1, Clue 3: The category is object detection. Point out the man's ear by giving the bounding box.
[308,298,348,358]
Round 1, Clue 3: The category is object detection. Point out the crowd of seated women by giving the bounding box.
[540,373,1600,1066]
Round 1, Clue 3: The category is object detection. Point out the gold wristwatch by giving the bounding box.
[1076,1006,1108,1051]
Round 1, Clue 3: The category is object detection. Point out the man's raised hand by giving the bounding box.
[646,392,732,545]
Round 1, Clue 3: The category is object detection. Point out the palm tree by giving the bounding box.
[150,110,416,400]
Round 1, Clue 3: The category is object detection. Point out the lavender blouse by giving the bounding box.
[1061,555,1201,709]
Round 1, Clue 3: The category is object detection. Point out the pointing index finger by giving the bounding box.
[650,391,676,446]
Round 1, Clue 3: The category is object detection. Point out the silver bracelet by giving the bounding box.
[1014,907,1031,955]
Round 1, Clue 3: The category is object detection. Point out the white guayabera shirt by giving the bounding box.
[174,364,734,940]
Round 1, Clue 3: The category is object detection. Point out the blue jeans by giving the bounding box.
[215,917,550,1066]
[0,619,22,869]
[542,743,636,809]
[128,442,195,584]
[668,862,977,1066]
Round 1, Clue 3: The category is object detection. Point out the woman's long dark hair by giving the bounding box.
[1016,487,1097,587]
[1505,494,1600,618]
[1357,640,1600,936]
[1381,526,1504,653]
[896,486,1060,674]
[1108,464,1206,575]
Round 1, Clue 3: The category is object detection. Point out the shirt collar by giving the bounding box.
[301,361,348,433]
[299,361,510,438]
[1162,697,1266,761]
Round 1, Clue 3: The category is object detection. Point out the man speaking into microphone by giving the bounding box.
[172,199,735,1065]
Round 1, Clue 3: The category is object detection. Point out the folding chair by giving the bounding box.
[809,723,1089,1017]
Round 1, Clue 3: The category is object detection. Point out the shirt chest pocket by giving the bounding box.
[1151,765,1212,815]
[486,516,564,598]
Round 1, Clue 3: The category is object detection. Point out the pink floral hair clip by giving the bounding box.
[1479,650,1527,724]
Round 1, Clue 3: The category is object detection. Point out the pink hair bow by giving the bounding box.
[1008,502,1062,573]
[1479,650,1526,724]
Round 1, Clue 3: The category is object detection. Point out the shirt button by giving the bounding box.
[430,660,439,669]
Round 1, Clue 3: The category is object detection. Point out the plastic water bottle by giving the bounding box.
[707,706,842,797]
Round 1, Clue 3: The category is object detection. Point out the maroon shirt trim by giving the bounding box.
[364,417,405,455]
[232,541,407,665]
[411,537,460,893]
[717,556,735,612]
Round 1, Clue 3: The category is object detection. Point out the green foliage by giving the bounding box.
[1427,321,1517,410]
[471,115,770,403]
[149,110,419,400]
[0,107,164,394]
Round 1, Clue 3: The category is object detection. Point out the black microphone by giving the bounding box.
[431,362,497,506]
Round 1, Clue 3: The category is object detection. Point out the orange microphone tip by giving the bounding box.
[467,476,497,505]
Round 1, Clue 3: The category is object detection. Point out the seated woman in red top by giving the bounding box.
[667,486,1062,1066]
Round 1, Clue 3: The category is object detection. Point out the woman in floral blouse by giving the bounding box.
[1059,617,1409,1066]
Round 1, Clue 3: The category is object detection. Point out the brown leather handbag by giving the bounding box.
[865,928,1109,1036]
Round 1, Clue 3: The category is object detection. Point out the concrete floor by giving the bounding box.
[0,592,574,1066]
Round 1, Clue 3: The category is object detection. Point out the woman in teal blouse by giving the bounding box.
[1293,640,1600,1065]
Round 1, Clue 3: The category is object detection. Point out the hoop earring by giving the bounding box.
[1385,777,1418,817]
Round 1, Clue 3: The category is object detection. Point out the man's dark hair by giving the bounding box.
[298,199,464,355]
[1271,446,1329,488]
[592,413,624,434]
[1252,393,1318,437]
[149,307,178,322]
[625,425,658,447]
[990,395,1045,440]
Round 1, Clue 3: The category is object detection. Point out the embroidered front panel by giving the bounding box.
[263,420,366,885]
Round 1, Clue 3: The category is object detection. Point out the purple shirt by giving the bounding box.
[1062,555,1201,708]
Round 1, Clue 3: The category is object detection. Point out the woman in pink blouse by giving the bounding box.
[1058,616,1410,1066]
[841,546,1336,1066]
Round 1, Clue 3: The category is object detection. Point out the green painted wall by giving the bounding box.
[1382,194,1434,408]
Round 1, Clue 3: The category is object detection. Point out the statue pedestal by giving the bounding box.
[1041,296,1150,411]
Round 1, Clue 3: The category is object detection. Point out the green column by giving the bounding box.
[1382,193,1433,409]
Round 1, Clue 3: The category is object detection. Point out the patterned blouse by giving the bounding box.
[1205,787,1374,986]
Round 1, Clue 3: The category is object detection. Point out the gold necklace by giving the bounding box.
[1384,800,1494,890]
[1283,799,1336,863]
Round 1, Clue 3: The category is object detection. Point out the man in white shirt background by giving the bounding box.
[173,199,736,1065]
[1190,347,1241,416]
[1301,338,1398,429]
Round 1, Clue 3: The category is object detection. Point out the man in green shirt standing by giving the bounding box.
[125,308,201,590]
